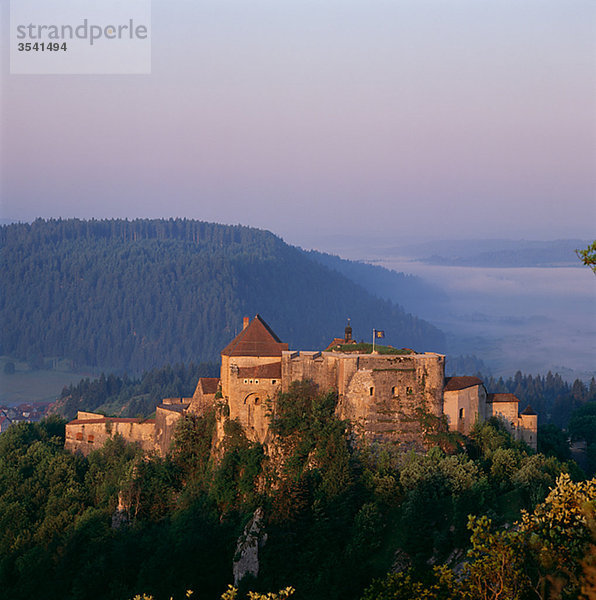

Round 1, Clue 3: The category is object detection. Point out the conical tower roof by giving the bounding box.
[221,315,288,357]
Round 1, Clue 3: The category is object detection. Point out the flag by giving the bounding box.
[375,330,385,339]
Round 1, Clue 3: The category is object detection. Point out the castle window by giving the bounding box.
[406,387,413,395]
[459,408,465,419]
[272,380,277,385]
[249,379,253,384]
[87,435,94,443]
[369,387,374,396]
[254,397,260,405]
[244,379,248,384]
[255,379,259,384]
[76,432,83,441]
[391,386,397,396]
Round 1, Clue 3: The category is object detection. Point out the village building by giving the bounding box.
[441,376,538,447]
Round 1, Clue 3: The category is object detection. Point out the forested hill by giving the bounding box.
[304,249,448,317]
[1,218,445,372]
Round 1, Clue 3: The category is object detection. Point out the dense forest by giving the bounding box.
[0,218,445,373]
[0,382,593,600]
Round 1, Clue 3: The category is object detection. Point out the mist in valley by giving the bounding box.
[317,239,596,380]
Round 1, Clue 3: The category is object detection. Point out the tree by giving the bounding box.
[519,473,596,599]
[360,567,456,600]
[461,515,530,600]
[538,424,571,462]
[576,241,596,273]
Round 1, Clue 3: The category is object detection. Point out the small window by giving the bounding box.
[76,432,83,441]
[369,387,374,396]
[244,379,248,384]
[272,380,277,385]
[406,387,413,395]
[391,386,397,396]
[249,379,253,384]
[255,379,259,384]
[254,397,260,405]
[87,435,94,443]
[459,408,465,419]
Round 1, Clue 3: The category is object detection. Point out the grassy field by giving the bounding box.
[0,357,100,406]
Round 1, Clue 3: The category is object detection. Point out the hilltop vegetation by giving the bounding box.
[0,382,593,600]
[0,218,445,373]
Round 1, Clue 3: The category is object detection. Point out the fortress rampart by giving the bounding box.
[65,315,537,455]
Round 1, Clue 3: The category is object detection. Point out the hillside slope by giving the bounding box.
[1,218,445,372]
[304,249,448,317]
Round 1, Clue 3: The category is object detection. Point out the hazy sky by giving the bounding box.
[2,0,595,248]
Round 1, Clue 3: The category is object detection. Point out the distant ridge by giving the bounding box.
[392,239,590,268]
[1,218,446,372]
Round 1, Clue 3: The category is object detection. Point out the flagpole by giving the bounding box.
[372,328,375,353]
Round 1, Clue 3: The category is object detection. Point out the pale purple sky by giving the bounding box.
[2,0,595,248]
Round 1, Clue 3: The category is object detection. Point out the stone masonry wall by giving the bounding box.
[65,412,157,456]
[336,353,445,447]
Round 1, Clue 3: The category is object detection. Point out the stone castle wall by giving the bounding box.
[64,317,536,455]
[336,353,445,447]
[443,386,488,434]
[65,411,157,456]
[519,413,538,449]
[222,357,282,444]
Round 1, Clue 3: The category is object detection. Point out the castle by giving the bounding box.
[65,315,537,455]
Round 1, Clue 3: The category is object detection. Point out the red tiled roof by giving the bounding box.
[199,377,220,394]
[521,404,537,415]
[444,376,484,391]
[324,338,356,352]
[237,363,282,379]
[487,393,519,403]
[221,315,288,357]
